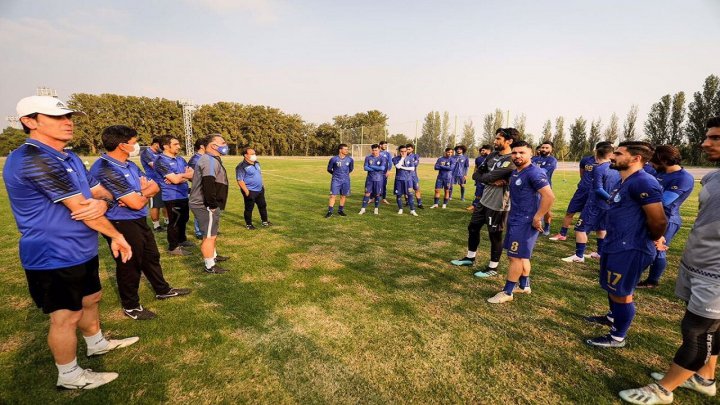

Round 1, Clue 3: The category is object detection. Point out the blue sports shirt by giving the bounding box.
[589,161,621,210]
[655,168,695,225]
[434,156,455,181]
[90,154,148,221]
[364,155,387,182]
[406,153,420,181]
[531,155,558,185]
[236,161,264,192]
[508,165,549,222]
[578,155,597,190]
[140,147,162,182]
[393,155,415,181]
[451,154,469,177]
[154,154,190,201]
[327,155,354,182]
[380,150,393,172]
[188,153,202,169]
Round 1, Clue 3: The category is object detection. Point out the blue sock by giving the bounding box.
[460,187,465,199]
[417,198,422,205]
[543,222,550,233]
[597,238,604,255]
[338,205,344,212]
[443,198,448,205]
[328,206,334,213]
[503,280,516,295]
[648,254,667,283]
[610,301,636,340]
[362,196,369,208]
[396,197,403,209]
[408,195,416,210]
[560,227,568,236]
[607,295,615,322]
[434,197,439,205]
[374,198,380,208]
[575,242,586,258]
[519,275,530,289]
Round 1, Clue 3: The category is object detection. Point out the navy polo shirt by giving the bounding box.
[236,161,264,192]
[4,139,100,270]
[508,165,549,223]
[140,147,162,182]
[154,154,190,201]
[89,154,148,220]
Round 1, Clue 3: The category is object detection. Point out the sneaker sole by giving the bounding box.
[88,336,140,356]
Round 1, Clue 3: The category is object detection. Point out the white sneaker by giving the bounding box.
[584,252,601,259]
[442,204,447,209]
[410,210,418,217]
[57,368,119,390]
[373,208,379,215]
[561,255,585,263]
[87,336,139,357]
[358,208,366,215]
[487,291,513,304]
[397,209,403,215]
[512,286,531,294]
[619,384,673,404]
[430,204,439,209]
[651,372,716,396]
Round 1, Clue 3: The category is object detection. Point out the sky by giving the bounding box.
[1,0,718,140]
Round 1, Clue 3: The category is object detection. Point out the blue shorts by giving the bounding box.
[599,250,654,296]
[330,180,351,196]
[575,205,606,232]
[365,179,384,196]
[566,188,589,213]
[454,175,466,185]
[394,179,414,196]
[504,219,541,259]
[435,178,453,190]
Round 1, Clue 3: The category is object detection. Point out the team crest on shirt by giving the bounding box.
[640,192,649,198]
[613,193,621,202]
[515,178,522,186]
[585,165,594,171]
[671,186,678,190]
[501,161,511,168]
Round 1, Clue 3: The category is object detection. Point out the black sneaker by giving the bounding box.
[417,204,424,209]
[153,225,166,232]
[215,255,230,262]
[195,233,203,239]
[246,224,256,230]
[586,334,626,348]
[584,315,614,327]
[636,279,659,289]
[337,211,347,216]
[262,221,273,227]
[168,247,192,256]
[156,288,192,300]
[204,265,228,274]
[123,305,156,320]
[325,212,333,218]
[179,240,195,248]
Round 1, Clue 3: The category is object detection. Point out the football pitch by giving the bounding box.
[0,156,707,404]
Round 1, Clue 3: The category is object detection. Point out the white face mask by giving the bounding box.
[249,155,257,162]
[126,143,140,157]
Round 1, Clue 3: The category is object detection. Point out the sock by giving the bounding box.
[397,197,403,209]
[56,358,83,381]
[460,187,465,199]
[434,197,439,205]
[560,227,568,237]
[596,238,604,255]
[575,242,586,258]
[519,275,530,289]
[213,249,217,258]
[417,198,422,205]
[610,301,636,340]
[408,195,416,210]
[543,222,550,233]
[362,196,369,208]
[502,280,516,295]
[648,255,666,283]
[84,330,108,351]
[374,198,380,208]
[606,296,615,322]
[153,220,160,228]
[338,205,344,212]
[443,198,448,205]
[487,261,499,269]
[328,206,334,213]
[466,251,477,259]
[204,257,216,269]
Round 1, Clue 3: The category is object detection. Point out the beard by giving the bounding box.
[610,161,628,170]
[539,151,549,157]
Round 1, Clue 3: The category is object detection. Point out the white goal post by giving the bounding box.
[351,143,398,160]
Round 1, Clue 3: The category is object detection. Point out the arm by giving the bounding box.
[348,159,354,173]
[164,167,193,184]
[533,185,555,231]
[642,202,668,240]
[118,178,159,211]
[62,195,132,262]
[327,158,335,175]
[396,159,415,171]
[477,165,514,183]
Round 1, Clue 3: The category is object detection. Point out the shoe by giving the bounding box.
[338,211,347,216]
[204,265,228,274]
[584,315,614,327]
[562,255,585,263]
[246,224,256,230]
[461,198,465,201]
[442,204,447,209]
[179,240,195,248]
[359,208,366,215]
[636,279,659,289]
[450,257,475,266]
[57,369,119,390]
[417,204,424,209]
[651,372,717,396]
[586,334,626,348]
[487,291,513,304]
[549,234,567,241]
[195,233,203,239]
[397,209,403,215]
[619,384,673,404]
[168,247,191,256]
[382,199,390,205]
[513,286,531,294]
[156,288,192,300]
[410,210,418,217]
[430,204,439,209]
[583,252,601,259]
[474,269,498,278]
[87,336,140,356]
[123,306,156,321]
[153,226,166,233]
[373,208,379,215]
[262,221,272,227]
[325,212,333,218]
[215,255,230,262]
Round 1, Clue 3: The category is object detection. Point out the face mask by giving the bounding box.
[126,143,140,157]
[217,145,229,155]
[249,155,257,162]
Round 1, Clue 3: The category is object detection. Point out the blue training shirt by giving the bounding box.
[364,155,387,182]
[406,153,420,181]
[380,150,393,173]
[90,154,148,221]
[140,147,162,182]
[655,168,695,225]
[578,155,596,190]
[451,154,469,177]
[603,170,664,255]
[589,161,620,210]
[236,160,264,192]
[154,154,190,201]
[508,165,549,222]
[474,155,487,185]
[4,139,100,270]
[434,156,455,181]
[188,152,202,169]
[393,156,415,181]
[531,155,558,185]
[327,155,354,182]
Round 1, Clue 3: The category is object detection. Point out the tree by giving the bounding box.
[551,116,567,160]
[541,120,552,142]
[513,113,527,141]
[603,112,620,144]
[644,94,672,145]
[441,111,452,148]
[587,118,602,155]
[482,113,496,145]
[568,116,588,160]
[387,133,410,148]
[493,109,504,132]
[460,119,476,156]
[418,111,442,157]
[623,104,639,141]
[669,91,686,145]
[0,127,26,156]
[686,74,720,165]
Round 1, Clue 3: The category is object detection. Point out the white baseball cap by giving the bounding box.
[16,96,86,118]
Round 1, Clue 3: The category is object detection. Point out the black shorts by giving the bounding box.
[24,256,101,314]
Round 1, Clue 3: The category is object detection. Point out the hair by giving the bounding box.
[455,145,467,154]
[338,143,348,151]
[595,143,615,158]
[495,127,518,143]
[205,133,223,146]
[511,140,532,150]
[242,147,255,156]
[595,141,612,150]
[618,141,654,163]
[20,113,38,134]
[480,144,492,150]
[194,136,209,152]
[707,116,720,129]
[151,136,163,146]
[540,140,554,148]
[650,145,682,166]
[159,135,177,150]
[101,125,138,152]
[371,144,380,149]
[398,144,407,152]
[379,141,388,146]
[444,147,453,153]
[406,143,414,149]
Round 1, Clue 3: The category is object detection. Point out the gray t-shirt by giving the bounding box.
[477,152,514,212]
[189,154,229,209]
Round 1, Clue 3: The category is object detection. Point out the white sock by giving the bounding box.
[488,261,499,269]
[83,330,108,350]
[466,251,477,259]
[57,358,83,381]
[213,250,217,259]
[152,220,160,228]
[204,257,216,269]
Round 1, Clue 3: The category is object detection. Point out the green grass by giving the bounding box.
[0,156,708,404]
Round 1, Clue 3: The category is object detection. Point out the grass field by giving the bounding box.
[0,156,708,404]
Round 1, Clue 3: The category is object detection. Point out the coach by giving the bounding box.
[236,147,272,230]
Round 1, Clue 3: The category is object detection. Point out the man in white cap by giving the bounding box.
[4,95,137,390]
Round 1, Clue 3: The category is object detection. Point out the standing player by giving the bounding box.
[636,145,695,289]
[549,142,611,241]
[392,145,418,216]
[531,141,558,235]
[451,145,470,201]
[140,136,167,232]
[560,142,617,263]
[236,148,272,229]
[451,128,517,277]
[584,142,667,348]
[431,148,456,209]
[359,144,387,215]
[468,144,492,211]
[618,117,720,405]
[487,141,554,304]
[379,141,393,205]
[406,144,424,208]
[188,136,209,239]
[326,143,354,218]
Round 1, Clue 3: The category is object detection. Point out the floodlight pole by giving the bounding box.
[180,99,197,157]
